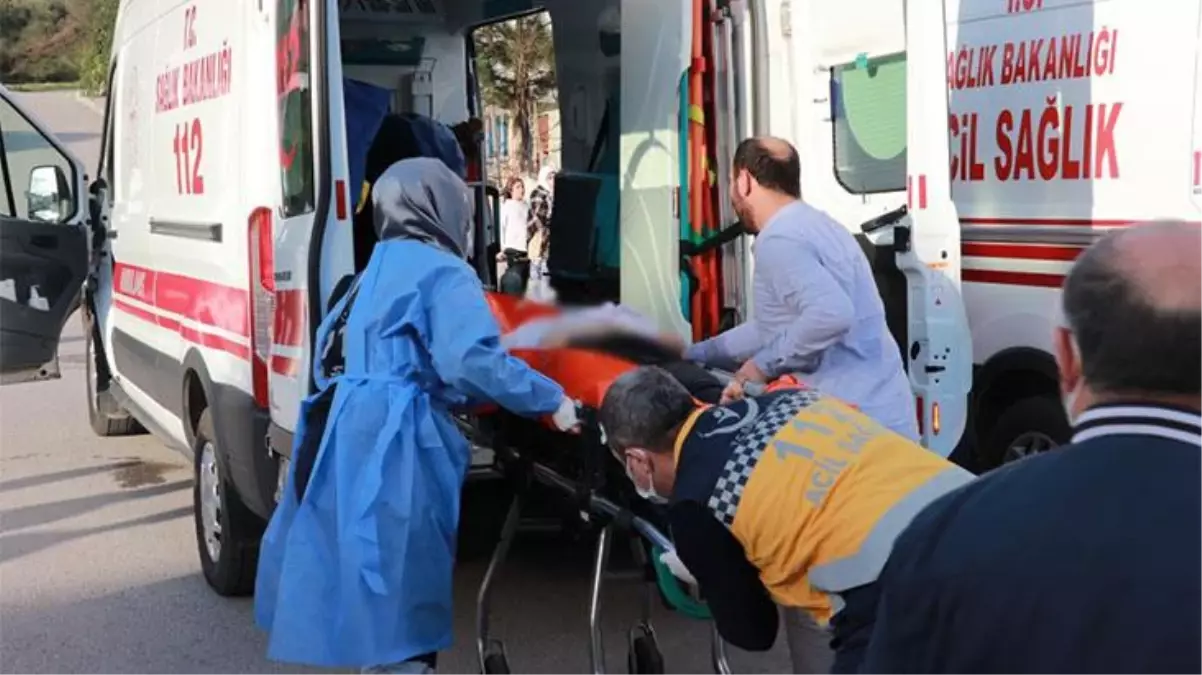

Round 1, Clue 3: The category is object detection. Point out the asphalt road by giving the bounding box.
[0,91,793,674]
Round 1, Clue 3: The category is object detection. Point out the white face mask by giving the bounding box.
[625,455,669,505]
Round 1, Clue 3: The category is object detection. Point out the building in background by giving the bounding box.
[484,103,561,184]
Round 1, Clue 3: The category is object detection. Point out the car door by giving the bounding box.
[0,85,90,384]
[893,0,974,458]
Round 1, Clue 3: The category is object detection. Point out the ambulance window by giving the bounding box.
[0,97,78,223]
[277,0,315,217]
[830,52,907,195]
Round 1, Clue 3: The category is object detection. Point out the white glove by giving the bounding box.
[659,549,697,586]
[551,397,580,431]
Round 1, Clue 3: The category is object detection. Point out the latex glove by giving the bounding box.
[659,549,697,586]
[551,397,581,432]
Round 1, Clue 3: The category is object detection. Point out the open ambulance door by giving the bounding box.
[897,0,972,457]
[0,86,90,385]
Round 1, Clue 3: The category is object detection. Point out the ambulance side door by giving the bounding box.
[898,0,973,457]
[0,86,90,384]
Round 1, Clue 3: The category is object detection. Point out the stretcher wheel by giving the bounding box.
[483,652,510,674]
[628,634,664,674]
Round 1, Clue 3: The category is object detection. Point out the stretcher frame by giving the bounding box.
[470,368,761,675]
[472,428,734,675]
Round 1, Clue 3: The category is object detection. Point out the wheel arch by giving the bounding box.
[181,348,215,450]
[179,350,275,519]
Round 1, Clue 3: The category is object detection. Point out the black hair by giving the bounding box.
[732,137,801,198]
[1063,229,1201,396]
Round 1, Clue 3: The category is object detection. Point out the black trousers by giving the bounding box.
[829,582,881,674]
[499,248,530,295]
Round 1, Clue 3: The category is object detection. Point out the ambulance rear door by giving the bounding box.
[898,0,972,457]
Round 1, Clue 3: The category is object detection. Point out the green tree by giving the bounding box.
[0,0,83,84]
[78,0,119,95]
[0,0,116,90]
[473,13,557,173]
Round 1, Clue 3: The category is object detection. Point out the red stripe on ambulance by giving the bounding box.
[112,297,252,361]
[960,241,1082,288]
[906,175,929,209]
[962,270,1064,288]
[113,261,254,361]
[114,262,250,334]
[961,242,1083,261]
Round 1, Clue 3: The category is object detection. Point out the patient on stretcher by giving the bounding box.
[501,302,682,353]
[493,297,725,405]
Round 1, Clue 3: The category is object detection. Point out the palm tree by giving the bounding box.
[474,13,557,174]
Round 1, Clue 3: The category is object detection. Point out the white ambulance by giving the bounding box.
[943,0,1202,467]
[1,0,1189,597]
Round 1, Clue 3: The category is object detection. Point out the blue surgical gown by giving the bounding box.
[254,239,565,668]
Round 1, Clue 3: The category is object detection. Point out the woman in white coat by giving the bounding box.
[497,176,531,293]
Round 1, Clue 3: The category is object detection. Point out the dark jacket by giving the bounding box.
[862,402,1202,674]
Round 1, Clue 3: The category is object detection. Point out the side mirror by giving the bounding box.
[27,165,71,223]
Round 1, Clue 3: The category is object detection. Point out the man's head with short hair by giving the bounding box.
[599,366,699,499]
[1056,220,1202,417]
[730,136,801,232]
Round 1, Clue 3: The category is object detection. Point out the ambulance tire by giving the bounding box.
[980,396,1071,469]
[193,409,262,596]
[85,321,143,437]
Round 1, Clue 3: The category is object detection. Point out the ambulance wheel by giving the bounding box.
[980,395,1071,469]
[628,634,664,674]
[482,652,510,674]
[84,320,142,437]
[193,409,261,596]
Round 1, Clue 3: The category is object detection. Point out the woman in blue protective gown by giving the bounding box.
[254,157,578,673]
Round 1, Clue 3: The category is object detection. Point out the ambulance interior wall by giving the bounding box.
[335,0,621,304]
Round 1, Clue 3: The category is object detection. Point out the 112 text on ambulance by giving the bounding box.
[154,5,234,196]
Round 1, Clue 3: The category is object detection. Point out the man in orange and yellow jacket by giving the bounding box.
[598,366,975,673]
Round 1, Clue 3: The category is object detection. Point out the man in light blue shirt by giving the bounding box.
[687,137,918,442]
